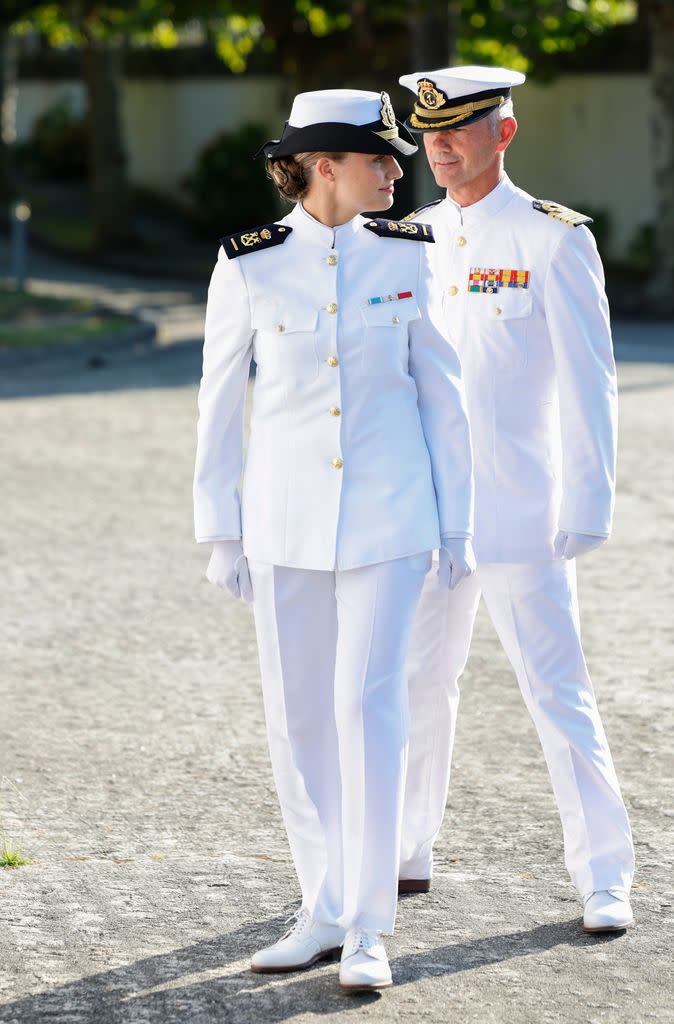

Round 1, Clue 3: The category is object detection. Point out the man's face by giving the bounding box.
[422,116,515,195]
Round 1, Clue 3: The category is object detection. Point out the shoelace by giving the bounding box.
[344,928,377,956]
[281,907,311,939]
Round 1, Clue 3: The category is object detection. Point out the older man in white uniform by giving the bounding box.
[397,66,634,932]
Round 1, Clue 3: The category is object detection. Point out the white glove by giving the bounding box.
[437,536,476,590]
[206,540,253,603]
[553,531,607,560]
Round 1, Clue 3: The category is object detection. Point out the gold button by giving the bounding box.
[331,457,343,470]
[327,302,338,315]
[449,285,459,296]
[329,406,341,417]
[276,323,285,332]
[327,355,339,367]
[327,255,338,266]
[392,315,400,325]
[494,306,502,316]
[456,236,467,247]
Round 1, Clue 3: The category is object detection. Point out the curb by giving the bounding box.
[0,319,157,370]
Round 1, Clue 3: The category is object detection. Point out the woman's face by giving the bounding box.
[332,152,403,213]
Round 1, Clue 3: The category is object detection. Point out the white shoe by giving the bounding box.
[583,888,634,932]
[251,908,344,973]
[339,928,392,992]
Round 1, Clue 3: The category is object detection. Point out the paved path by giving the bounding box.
[1,270,673,1022]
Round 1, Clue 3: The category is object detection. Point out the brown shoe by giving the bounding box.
[398,878,431,894]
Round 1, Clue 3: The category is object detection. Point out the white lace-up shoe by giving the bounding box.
[339,928,392,992]
[251,908,345,973]
[583,888,634,932]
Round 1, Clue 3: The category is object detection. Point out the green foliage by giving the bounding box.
[0,834,30,868]
[183,121,279,237]
[15,97,88,180]
[626,222,655,272]
[458,0,638,72]
[579,205,612,257]
[8,0,640,77]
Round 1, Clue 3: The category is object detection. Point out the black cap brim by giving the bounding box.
[258,120,417,160]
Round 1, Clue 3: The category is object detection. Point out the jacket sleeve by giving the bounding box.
[193,248,253,543]
[409,244,474,539]
[544,226,618,537]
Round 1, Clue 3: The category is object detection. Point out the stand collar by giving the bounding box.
[443,173,517,227]
[285,202,364,247]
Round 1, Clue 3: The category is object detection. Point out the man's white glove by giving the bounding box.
[553,531,607,561]
[437,536,477,591]
[206,540,253,603]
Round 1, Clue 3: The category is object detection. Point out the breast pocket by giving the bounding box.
[465,290,532,373]
[252,303,320,388]
[359,300,421,378]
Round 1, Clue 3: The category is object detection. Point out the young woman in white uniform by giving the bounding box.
[193,89,475,992]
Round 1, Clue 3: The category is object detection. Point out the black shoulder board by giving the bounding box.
[220,223,292,260]
[532,200,593,228]
[364,218,435,242]
[401,198,442,222]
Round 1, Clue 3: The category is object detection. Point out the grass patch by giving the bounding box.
[29,211,96,255]
[0,315,133,349]
[0,835,30,868]
[0,286,95,319]
[0,287,135,349]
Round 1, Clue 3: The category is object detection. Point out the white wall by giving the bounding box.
[14,73,654,258]
[122,77,287,196]
[506,74,653,258]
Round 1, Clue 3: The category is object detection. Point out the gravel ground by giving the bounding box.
[1,319,673,1024]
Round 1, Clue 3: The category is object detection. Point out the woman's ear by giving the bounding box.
[314,156,337,183]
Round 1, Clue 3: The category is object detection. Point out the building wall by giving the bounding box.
[13,73,653,258]
[506,74,653,257]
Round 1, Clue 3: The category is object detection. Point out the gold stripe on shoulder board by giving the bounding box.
[533,199,592,227]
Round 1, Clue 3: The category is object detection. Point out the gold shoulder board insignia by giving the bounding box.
[220,223,293,260]
[364,218,435,242]
[401,198,443,222]
[532,200,593,228]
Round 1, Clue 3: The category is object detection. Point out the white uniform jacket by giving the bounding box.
[193,202,474,571]
[414,174,617,563]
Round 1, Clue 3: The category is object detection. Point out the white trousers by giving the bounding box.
[250,552,430,934]
[401,558,635,897]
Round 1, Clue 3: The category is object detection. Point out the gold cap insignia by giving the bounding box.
[380,91,396,130]
[417,79,448,111]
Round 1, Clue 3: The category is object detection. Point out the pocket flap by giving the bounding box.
[360,300,421,328]
[251,303,319,333]
[466,290,532,320]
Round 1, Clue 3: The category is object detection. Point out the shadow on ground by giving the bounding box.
[0,339,204,401]
[1,332,673,405]
[0,916,623,1024]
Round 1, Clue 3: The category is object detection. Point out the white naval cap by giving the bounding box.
[260,88,418,159]
[399,65,526,132]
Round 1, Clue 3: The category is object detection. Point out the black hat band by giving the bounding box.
[260,119,417,160]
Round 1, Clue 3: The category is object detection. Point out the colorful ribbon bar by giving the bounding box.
[468,268,530,293]
[367,291,414,305]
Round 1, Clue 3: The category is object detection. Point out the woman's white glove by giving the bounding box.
[437,536,477,591]
[206,540,253,603]
[553,531,607,560]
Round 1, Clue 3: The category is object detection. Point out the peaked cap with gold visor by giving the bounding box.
[399,65,525,132]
